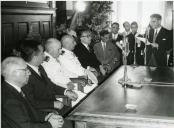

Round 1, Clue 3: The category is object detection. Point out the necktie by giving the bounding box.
[20,90,25,97]
[38,66,45,80]
[103,42,106,51]
[153,29,158,43]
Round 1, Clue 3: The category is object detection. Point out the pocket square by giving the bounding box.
[162,38,166,40]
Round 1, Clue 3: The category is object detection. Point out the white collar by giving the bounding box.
[27,63,40,75]
[62,48,74,55]
[125,31,131,34]
[112,33,118,36]
[5,80,21,93]
[155,26,161,34]
[82,43,89,49]
[44,52,56,60]
[101,40,106,44]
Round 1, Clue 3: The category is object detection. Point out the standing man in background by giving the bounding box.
[109,22,123,64]
[122,21,131,37]
[146,14,171,66]
[127,22,145,65]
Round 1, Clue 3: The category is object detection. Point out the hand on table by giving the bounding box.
[65,90,78,101]
[45,113,64,128]
[67,82,75,90]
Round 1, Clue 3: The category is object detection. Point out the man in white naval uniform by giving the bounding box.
[59,35,98,84]
[42,38,87,89]
[42,38,92,106]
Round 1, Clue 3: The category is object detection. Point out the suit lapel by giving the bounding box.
[4,82,39,121]
[80,43,90,54]
[155,27,163,43]
[5,82,24,101]
[27,65,43,81]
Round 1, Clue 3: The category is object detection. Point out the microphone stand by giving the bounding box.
[132,33,137,67]
[118,36,131,87]
[144,27,149,66]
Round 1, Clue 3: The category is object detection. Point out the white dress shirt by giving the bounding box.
[122,31,131,37]
[42,52,71,88]
[112,33,118,40]
[58,48,86,77]
[101,40,106,51]
[154,26,161,36]
[27,63,40,76]
[82,43,90,51]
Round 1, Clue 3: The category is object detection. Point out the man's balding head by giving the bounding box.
[61,35,76,51]
[45,38,62,58]
[2,57,30,87]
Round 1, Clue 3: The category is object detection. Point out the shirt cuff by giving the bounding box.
[87,66,90,70]
[64,89,69,95]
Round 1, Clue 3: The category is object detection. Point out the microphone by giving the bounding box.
[145,24,151,38]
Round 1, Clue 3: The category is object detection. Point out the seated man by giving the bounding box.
[74,29,106,77]
[59,35,98,84]
[19,39,78,117]
[2,56,64,128]
[94,30,120,73]
[42,38,88,88]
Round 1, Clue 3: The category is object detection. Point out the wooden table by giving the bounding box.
[66,66,174,128]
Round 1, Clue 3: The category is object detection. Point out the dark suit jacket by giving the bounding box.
[147,27,170,66]
[127,33,145,65]
[74,42,101,69]
[22,65,66,110]
[109,33,123,43]
[2,82,51,128]
[109,33,123,63]
[93,40,120,69]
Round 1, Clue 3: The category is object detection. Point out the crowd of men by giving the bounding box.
[2,13,173,128]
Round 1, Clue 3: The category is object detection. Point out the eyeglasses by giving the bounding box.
[81,35,91,38]
[16,67,30,73]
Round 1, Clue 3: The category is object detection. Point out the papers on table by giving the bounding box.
[135,37,151,45]
[135,37,146,43]
[86,69,98,85]
[72,83,98,107]
[72,90,86,107]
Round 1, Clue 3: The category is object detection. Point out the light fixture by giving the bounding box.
[75,2,86,12]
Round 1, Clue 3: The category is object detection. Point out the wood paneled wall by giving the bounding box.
[1,1,56,59]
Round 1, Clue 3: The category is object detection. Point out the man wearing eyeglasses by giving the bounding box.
[74,29,106,78]
[2,57,64,128]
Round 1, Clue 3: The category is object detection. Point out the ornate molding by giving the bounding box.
[2,8,56,15]
[67,112,174,128]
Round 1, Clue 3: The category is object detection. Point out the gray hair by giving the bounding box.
[45,38,61,52]
[2,57,24,78]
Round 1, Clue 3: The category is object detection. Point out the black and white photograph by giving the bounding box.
[1,0,174,128]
